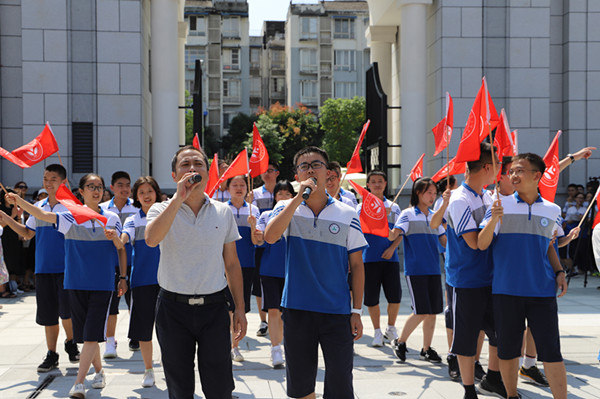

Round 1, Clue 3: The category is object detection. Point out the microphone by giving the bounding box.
[302,177,317,200]
[188,174,202,184]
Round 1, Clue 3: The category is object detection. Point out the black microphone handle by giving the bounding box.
[188,174,202,184]
[302,178,317,200]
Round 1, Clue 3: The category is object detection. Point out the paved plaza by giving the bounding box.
[0,276,599,399]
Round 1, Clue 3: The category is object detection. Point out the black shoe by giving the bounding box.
[474,361,486,381]
[129,339,140,351]
[64,339,80,363]
[37,350,59,372]
[519,365,549,387]
[420,347,442,363]
[256,321,268,337]
[447,354,461,381]
[478,374,507,398]
[393,340,407,362]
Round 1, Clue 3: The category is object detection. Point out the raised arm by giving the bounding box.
[5,193,56,224]
[559,146,596,172]
[430,189,451,230]
[477,200,503,250]
[0,210,35,240]
[264,179,314,244]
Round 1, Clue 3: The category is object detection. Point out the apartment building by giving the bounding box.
[259,21,286,108]
[285,1,369,112]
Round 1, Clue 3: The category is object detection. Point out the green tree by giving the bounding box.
[221,113,258,158]
[258,103,321,179]
[184,90,220,156]
[319,96,366,164]
[242,113,284,165]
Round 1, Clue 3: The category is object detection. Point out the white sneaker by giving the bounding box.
[271,346,285,368]
[231,347,244,362]
[142,369,155,388]
[372,329,384,347]
[384,325,399,342]
[91,370,105,389]
[103,340,117,359]
[69,383,86,398]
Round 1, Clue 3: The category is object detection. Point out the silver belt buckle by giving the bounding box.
[189,297,204,306]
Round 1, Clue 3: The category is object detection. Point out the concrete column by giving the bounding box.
[151,0,180,189]
[399,0,431,178]
[366,25,398,188]
[178,18,187,147]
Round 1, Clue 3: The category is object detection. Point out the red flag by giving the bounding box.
[539,131,561,202]
[431,157,466,183]
[432,92,454,156]
[494,109,515,160]
[208,148,249,195]
[455,78,499,163]
[205,153,219,196]
[192,133,201,150]
[0,123,59,168]
[55,184,108,227]
[346,120,370,174]
[349,180,388,237]
[410,153,425,182]
[249,123,269,178]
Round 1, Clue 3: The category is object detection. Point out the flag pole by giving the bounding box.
[576,189,599,230]
[0,182,8,196]
[56,151,72,191]
[333,170,348,200]
[445,125,450,189]
[392,175,411,204]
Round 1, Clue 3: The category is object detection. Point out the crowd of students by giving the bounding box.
[0,141,595,399]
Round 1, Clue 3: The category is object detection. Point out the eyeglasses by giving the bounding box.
[15,185,27,189]
[296,160,326,172]
[326,175,339,183]
[508,168,538,176]
[84,184,104,192]
[265,168,278,174]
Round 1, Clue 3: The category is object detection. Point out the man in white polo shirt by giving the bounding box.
[145,145,247,399]
[479,153,567,399]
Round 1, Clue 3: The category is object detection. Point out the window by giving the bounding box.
[250,48,261,68]
[300,48,317,72]
[334,18,354,39]
[334,50,355,71]
[223,113,231,130]
[185,47,205,70]
[334,82,356,99]
[300,17,317,40]
[189,16,206,36]
[250,77,261,96]
[72,122,93,173]
[271,49,284,69]
[272,78,284,93]
[223,79,241,102]
[223,48,240,71]
[222,16,240,38]
[300,80,317,104]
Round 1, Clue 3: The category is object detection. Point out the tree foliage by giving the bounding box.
[242,113,284,165]
[220,113,258,158]
[319,96,366,165]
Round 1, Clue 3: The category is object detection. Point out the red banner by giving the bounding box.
[432,92,453,156]
[0,123,59,168]
[539,131,561,202]
[346,120,370,174]
[409,153,425,182]
[249,123,269,178]
[349,180,388,237]
[55,184,108,227]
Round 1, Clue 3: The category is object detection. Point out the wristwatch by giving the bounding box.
[119,275,128,281]
[567,153,575,163]
[555,270,566,277]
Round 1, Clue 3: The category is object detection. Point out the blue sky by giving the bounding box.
[248,0,319,35]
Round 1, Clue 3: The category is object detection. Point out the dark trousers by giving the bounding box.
[155,292,233,399]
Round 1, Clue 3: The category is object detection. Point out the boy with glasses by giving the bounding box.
[326,162,356,208]
[265,146,367,399]
[479,153,568,399]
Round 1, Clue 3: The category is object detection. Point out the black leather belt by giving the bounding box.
[160,288,226,306]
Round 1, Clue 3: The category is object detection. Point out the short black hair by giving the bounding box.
[410,177,436,207]
[366,170,387,183]
[171,145,209,172]
[501,156,513,176]
[272,180,296,208]
[511,153,546,175]
[111,171,131,185]
[567,183,578,189]
[327,161,342,176]
[293,146,329,168]
[467,142,496,173]
[45,164,67,180]
[437,175,456,193]
[226,175,248,190]
[268,160,280,171]
[79,173,105,190]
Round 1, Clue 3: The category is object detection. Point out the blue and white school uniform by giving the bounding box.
[26,200,71,326]
[339,187,358,208]
[228,200,260,313]
[357,198,402,307]
[256,210,286,310]
[100,197,138,314]
[444,182,496,357]
[212,188,231,203]
[56,208,121,343]
[268,195,367,398]
[252,185,274,213]
[123,209,161,342]
[394,207,445,314]
[480,193,563,362]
